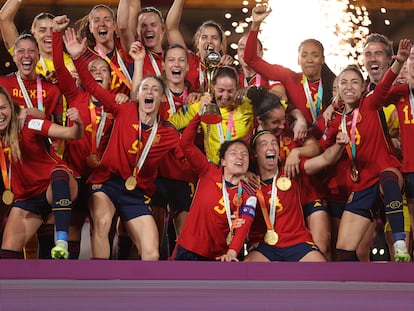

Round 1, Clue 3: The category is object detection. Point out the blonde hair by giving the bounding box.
[0,86,22,162]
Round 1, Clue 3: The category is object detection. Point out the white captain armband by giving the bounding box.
[239,196,257,218]
[27,119,45,131]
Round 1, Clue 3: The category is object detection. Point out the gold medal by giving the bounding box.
[264,229,279,245]
[86,153,100,169]
[2,189,14,205]
[350,165,360,183]
[125,176,137,191]
[226,231,233,246]
[233,194,242,207]
[276,176,291,191]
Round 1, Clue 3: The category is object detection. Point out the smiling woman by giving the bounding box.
[174,111,256,262]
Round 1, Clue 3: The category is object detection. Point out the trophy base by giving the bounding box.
[201,113,222,124]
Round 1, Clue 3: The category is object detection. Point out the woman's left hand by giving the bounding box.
[216,249,239,262]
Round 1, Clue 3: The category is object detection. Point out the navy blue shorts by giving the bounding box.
[404,172,414,199]
[302,199,327,218]
[327,201,346,219]
[73,177,90,212]
[151,177,194,214]
[89,177,152,222]
[345,183,381,220]
[250,241,320,262]
[13,192,51,223]
[175,244,210,261]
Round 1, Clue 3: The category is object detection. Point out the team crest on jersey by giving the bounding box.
[152,134,161,145]
[281,136,292,146]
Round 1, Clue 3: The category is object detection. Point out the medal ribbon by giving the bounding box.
[255,74,261,87]
[218,111,234,143]
[243,74,248,88]
[341,107,359,162]
[0,140,11,191]
[89,101,107,153]
[147,51,162,76]
[116,49,132,83]
[221,177,242,232]
[165,88,177,115]
[256,173,278,231]
[96,47,132,90]
[131,119,158,178]
[199,61,205,91]
[16,72,44,111]
[39,55,50,74]
[408,83,414,120]
[303,75,323,123]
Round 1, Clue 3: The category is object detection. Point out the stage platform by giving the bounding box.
[0,260,413,310]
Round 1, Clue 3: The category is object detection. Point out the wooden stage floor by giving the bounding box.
[0,260,413,310]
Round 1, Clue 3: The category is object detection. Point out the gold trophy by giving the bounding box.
[201,45,222,124]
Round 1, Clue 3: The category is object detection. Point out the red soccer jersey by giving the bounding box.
[238,71,270,89]
[244,30,325,127]
[319,69,401,192]
[177,114,255,259]
[157,88,199,183]
[248,174,313,248]
[158,88,190,121]
[73,56,179,196]
[186,51,203,92]
[278,126,324,205]
[313,108,353,203]
[0,73,62,120]
[142,50,163,79]
[388,84,414,173]
[52,32,113,177]
[81,38,133,96]
[6,117,71,200]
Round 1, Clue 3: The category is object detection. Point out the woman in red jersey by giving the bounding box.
[0,86,83,260]
[63,27,180,260]
[77,4,133,96]
[320,39,412,262]
[244,4,336,137]
[174,95,257,261]
[245,129,348,262]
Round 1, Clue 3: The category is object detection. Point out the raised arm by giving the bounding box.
[52,16,79,99]
[303,131,349,175]
[372,39,412,110]
[48,107,83,140]
[0,0,20,50]
[63,27,118,113]
[391,39,412,76]
[165,0,186,47]
[117,0,140,52]
[129,40,146,101]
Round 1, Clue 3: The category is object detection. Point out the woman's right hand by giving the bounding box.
[198,92,212,116]
[252,4,272,24]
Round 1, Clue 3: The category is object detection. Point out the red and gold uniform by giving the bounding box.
[53,31,113,178]
[0,73,62,120]
[248,168,313,248]
[244,30,325,128]
[142,50,163,79]
[5,117,72,200]
[81,38,133,97]
[73,56,180,196]
[388,84,414,173]
[314,112,353,204]
[320,69,401,192]
[177,115,255,259]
